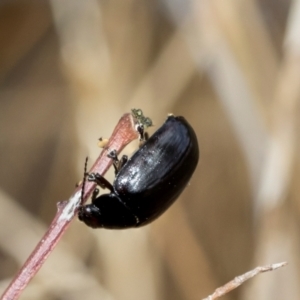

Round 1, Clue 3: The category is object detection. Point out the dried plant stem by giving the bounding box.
[1,113,139,300]
[202,262,287,300]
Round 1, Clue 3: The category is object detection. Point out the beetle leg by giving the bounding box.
[119,154,128,170]
[107,150,118,174]
[136,124,145,141]
[144,132,149,141]
[87,173,114,192]
[136,124,150,147]
[91,188,100,203]
[138,131,149,147]
[108,150,128,174]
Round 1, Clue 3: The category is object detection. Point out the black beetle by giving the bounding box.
[78,114,199,229]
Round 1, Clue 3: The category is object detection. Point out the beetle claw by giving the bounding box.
[108,150,128,174]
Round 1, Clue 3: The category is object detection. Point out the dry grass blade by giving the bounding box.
[203,262,287,300]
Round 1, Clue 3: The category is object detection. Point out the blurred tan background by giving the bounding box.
[0,0,300,299]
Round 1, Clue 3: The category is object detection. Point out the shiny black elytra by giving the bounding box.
[78,115,199,229]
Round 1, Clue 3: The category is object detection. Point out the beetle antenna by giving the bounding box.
[80,156,89,204]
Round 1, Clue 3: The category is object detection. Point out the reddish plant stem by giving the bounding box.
[1,113,139,300]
